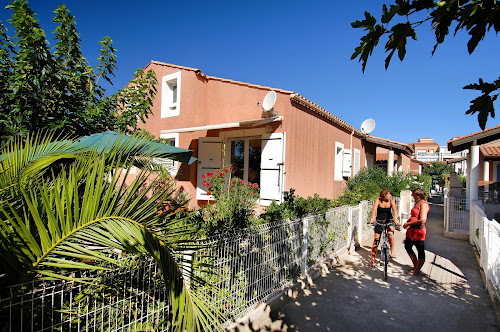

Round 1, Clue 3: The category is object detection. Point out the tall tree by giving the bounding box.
[423,161,454,187]
[351,0,500,130]
[0,0,157,142]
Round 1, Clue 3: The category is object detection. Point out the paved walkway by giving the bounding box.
[266,197,499,331]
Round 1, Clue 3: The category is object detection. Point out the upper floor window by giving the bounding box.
[161,71,181,118]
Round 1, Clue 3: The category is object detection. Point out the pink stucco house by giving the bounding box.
[137,61,412,208]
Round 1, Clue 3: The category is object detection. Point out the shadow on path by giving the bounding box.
[230,197,499,331]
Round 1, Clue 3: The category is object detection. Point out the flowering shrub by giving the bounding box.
[198,166,260,235]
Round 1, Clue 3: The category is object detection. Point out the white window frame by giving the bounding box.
[343,149,352,177]
[161,71,181,118]
[353,148,361,177]
[154,132,179,176]
[226,136,262,184]
[220,128,285,206]
[334,142,344,181]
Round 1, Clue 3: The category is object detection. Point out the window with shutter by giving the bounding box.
[196,137,223,200]
[343,149,352,177]
[260,132,285,206]
[153,133,179,176]
[353,148,361,176]
[334,142,344,181]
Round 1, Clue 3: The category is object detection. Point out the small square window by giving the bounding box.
[161,71,181,118]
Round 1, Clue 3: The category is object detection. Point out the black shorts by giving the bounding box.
[374,222,394,235]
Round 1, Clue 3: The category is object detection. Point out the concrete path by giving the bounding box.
[268,198,499,331]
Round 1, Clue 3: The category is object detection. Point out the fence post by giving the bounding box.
[445,197,450,232]
[484,217,490,282]
[358,202,363,247]
[301,216,309,276]
[398,197,403,223]
[470,201,475,245]
[348,207,353,252]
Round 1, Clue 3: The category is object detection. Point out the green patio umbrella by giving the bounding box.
[74,131,196,165]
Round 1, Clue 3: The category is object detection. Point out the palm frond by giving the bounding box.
[0,134,222,330]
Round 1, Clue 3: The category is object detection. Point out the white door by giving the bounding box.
[196,137,223,200]
[260,132,285,206]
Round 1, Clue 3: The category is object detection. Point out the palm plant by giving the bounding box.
[0,132,221,331]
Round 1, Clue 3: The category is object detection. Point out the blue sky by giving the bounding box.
[1,0,499,146]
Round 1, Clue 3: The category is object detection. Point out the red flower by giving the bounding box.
[230,165,233,170]
[225,168,228,172]
[206,183,210,188]
[220,173,224,177]
[202,174,205,179]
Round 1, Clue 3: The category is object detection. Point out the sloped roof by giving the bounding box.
[146,61,416,154]
[447,156,467,164]
[413,142,440,147]
[376,153,388,162]
[480,146,500,158]
[147,61,363,136]
[289,94,363,136]
[448,124,500,153]
[148,61,294,93]
[366,136,413,157]
[410,158,432,166]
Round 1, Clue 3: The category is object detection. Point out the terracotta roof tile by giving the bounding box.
[413,142,440,147]
[481,140,500,147]
[148,61,294,93]
[448,124,500,144]
[290,94,362,135]
[410,158,431,166]
[480,146,500,157]
[376,153,388,162]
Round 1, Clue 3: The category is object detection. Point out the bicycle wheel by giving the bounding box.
[383,246,389,280]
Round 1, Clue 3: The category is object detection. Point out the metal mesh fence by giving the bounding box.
[1,200,373,331]
[447,197,470,233]
[1,258,170,332]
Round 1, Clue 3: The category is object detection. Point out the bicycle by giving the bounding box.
[373,220,396,280]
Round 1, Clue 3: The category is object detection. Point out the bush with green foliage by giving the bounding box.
[259,189,335,222]
[335,166,432,206]
[196,167,260,236]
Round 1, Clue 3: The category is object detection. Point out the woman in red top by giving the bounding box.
[403,188,430,275]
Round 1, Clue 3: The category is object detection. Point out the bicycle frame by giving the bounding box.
[374,221,395,280]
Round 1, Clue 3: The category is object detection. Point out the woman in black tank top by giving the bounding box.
[369,189,400,267]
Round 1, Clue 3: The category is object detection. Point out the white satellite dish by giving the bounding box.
[361,118,376,135]
[261,90,277,112]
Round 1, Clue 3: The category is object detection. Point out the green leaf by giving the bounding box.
[351,24,386,72]
[384,22,417,69]
[351,11,377,29]
[381,4,399,24]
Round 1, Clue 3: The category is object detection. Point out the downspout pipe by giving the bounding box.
[350,129,354,177]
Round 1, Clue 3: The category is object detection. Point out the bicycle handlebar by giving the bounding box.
[372,221,396,227]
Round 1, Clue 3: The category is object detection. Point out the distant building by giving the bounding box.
[411,137,440,162]
[410,137,467,175]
